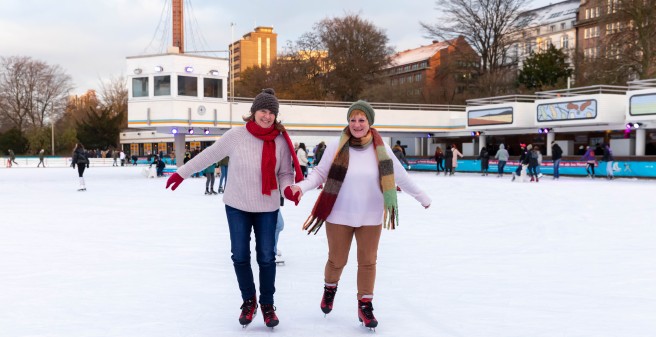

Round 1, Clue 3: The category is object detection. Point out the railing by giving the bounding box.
[627,78,656,90]
[466,95,537,106]
[535,85,628,98]
[232,97,466,111]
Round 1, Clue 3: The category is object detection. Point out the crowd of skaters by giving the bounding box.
[431,141,616,181]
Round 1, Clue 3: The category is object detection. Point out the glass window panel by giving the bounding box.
[203,78,223,98]
[178,76,198,97]
[154,75,171,96]
[132,77,149,97]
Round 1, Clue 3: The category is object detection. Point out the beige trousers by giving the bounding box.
[324,222,382,299]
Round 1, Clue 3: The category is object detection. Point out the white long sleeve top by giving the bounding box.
[296,139,431,227]
[176,127,293,212]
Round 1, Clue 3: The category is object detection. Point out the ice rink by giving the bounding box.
[1,167,655,337]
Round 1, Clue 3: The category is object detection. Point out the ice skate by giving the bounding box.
[321,284,337,314]
[239,296,258,327]
[358,298,378,330]
[275,250,284,266]
[261,304,279,328]
[204,188,211,195]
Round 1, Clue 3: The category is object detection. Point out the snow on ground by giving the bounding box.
[1,167,655,337]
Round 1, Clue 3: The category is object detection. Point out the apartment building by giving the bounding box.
[229,27,277,81]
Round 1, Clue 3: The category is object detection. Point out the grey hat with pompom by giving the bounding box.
[251,88,279,116]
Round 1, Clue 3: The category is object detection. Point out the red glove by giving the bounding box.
[166,173,184,191]
[283,186,300,206]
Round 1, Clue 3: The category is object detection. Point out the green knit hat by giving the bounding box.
[347,100,375,126]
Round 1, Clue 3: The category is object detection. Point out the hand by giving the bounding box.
[423,204,431,209]
[166,173,184,191]
[283,186,301,206]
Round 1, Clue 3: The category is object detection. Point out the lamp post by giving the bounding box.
[229,22,235,129]
[51,121,55,155]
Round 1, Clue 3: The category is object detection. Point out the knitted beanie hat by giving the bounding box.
[251,88,279,116]
[347,100,375,125]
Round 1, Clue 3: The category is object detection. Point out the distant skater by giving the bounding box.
[37,149,46,167]
[71,143,89,191]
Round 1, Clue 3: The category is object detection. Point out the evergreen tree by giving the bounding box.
[518,44,573,91]
[75,107,124,150]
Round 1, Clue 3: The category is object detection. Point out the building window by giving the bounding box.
[561,22,566,30]
[415,73,422,82]
[203,78,223,98]
[550,25,555,32]
[154,75,170,96]
[132,77,148,97]
[561,35,569,49]
[177,76,198,97]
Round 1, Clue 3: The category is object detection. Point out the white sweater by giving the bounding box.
[296,139,431,227]
[176,127,293,212]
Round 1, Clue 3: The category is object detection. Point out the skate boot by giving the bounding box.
[261,304,279,328]
[205,188,210,195]
[239,296,258,327]
[358,298,378,329]
[396,186,402,192]
[211,189,218,195]
[78,178,86,191]
[218,187,224,193]
[530,176,535,182]
[512,173,516,181]
[321,284,337,314]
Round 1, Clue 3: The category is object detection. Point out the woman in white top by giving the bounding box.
[286,100,431,328]
[296,142,309,177]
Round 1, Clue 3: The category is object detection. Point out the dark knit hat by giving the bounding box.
[347,100,375,125]
[251,88,279,116]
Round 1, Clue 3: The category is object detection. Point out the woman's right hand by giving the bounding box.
[284,185,302,206]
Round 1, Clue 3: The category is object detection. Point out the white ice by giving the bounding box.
[1,167,655,337]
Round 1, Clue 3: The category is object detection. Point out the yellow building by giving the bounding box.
[229,26,277,81]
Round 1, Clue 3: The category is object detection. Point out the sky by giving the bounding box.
[1,0,555,95]
[1,165,655,337]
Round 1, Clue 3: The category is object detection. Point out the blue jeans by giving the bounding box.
[553,159,561,178]
[498,160,506,175]
[225,205,278,304]
[219,166,228,188]
[274,211,284,253]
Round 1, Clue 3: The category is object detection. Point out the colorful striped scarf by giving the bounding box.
[302,127,398,235]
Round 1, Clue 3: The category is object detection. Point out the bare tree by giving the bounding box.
[0,56,72,133]
[315,14,394,101]
[98,75,128,128]
[601,0,656,80]
[421,0,531,95]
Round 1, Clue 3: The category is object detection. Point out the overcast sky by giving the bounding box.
[1,0,554,95]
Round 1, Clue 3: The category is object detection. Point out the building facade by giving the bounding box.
[383,36,479,104]
[511,0,579,69]
[229,26,277,82]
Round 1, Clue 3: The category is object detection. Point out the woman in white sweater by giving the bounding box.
[166,89,302,328]
[286,100,431,329]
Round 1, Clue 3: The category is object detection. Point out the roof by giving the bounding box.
[388,40,452,68]
[516,0,579,28]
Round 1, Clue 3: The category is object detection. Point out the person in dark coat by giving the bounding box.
[512,144,528,182]
[478,146,490,176]
[434,146,444,174]
[444,146,453,176]
[551,141,563,180]
[71,143,89,191]
[602,143,614,180]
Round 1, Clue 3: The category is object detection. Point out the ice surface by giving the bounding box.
[1,167,655,337]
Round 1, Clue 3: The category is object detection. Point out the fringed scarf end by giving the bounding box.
[302,216,326,235]
[383,206,399,230]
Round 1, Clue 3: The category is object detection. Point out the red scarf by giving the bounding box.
[246,120,303,195]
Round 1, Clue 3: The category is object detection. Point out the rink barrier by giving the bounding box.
[4,156,655,178]
[405,157,656,178]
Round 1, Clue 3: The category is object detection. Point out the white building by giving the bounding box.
[511,0,579,69]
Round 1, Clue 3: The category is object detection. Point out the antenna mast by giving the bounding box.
[172,0,184,53]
